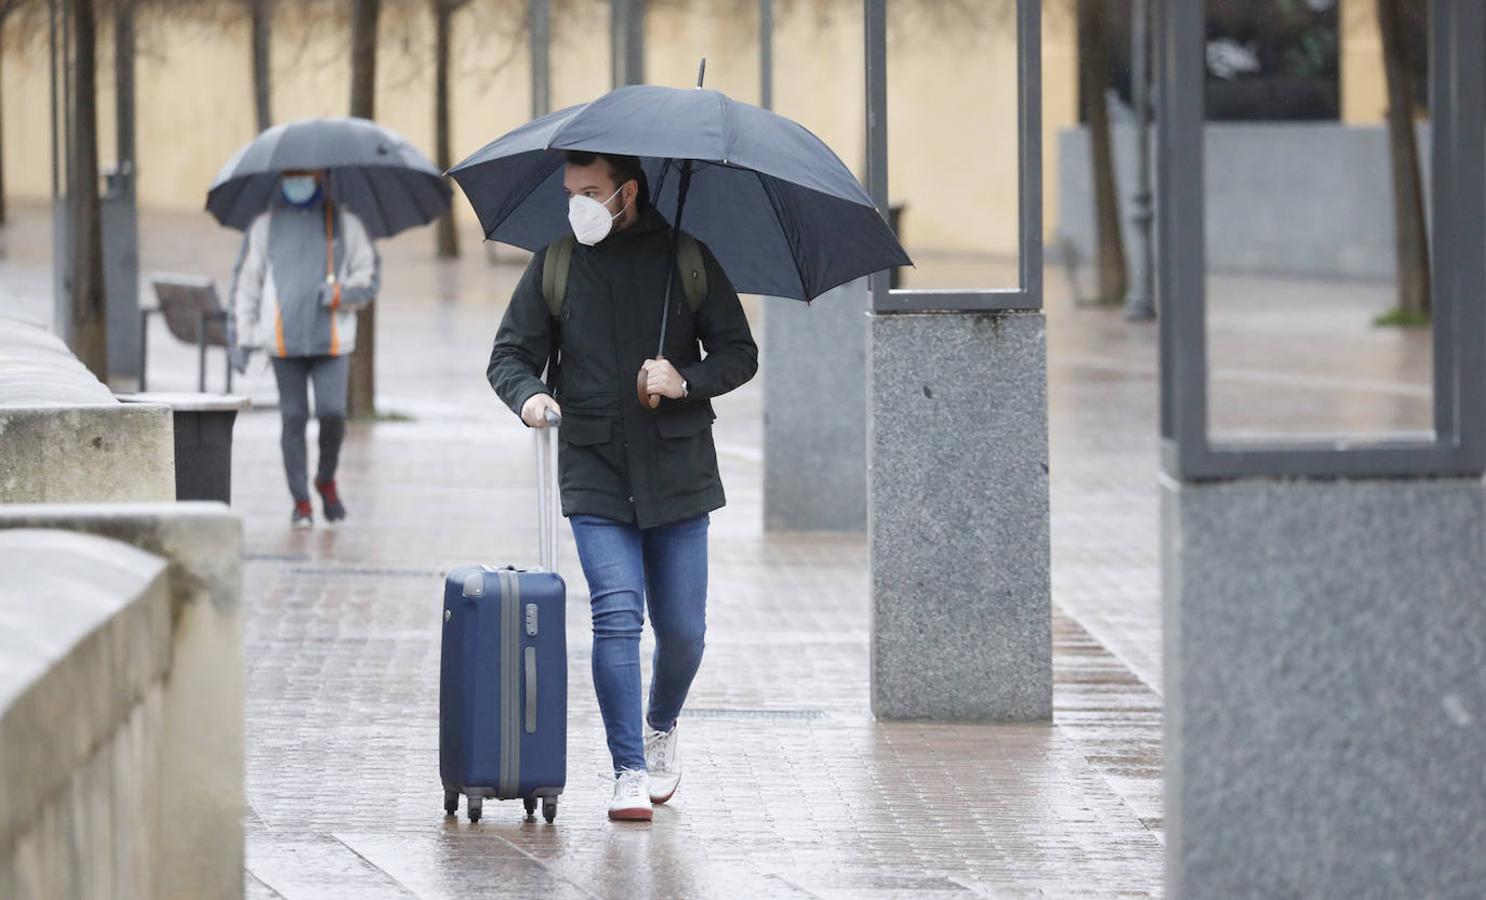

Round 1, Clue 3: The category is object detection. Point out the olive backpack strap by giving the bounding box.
[675,232,708,311]
[539,234,575,384]
[541,233,577,319]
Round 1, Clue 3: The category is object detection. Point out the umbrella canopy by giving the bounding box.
[207,116,451,239]
[447,85,910,302]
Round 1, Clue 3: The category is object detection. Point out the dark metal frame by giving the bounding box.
[1157,0,1486,480]
[863,0,1042,313]
[530,0,551,119]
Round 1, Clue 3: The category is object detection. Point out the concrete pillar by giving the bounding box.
[762,281,868,532]
[1163,478,1486,898]
[867,309,1052,720]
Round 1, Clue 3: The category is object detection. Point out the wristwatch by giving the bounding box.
[681,379,690,398]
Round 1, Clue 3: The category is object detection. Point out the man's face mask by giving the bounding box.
[281,175,320,206]
[568,183,630,246]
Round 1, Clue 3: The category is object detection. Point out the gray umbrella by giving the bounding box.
[447,83,911,303]
[207,117,451,239]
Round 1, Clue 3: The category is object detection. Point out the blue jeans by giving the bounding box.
[569,513,709,773]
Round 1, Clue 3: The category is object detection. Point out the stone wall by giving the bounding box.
[0,530,171,899]
[1057,123,1432,281]
[0,504,245,900]
[0,316,174,503]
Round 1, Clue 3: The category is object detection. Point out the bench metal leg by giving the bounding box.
[138,308,152,392]
[197,311,208,393]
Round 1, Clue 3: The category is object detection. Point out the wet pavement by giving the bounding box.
[1,203,1431,898]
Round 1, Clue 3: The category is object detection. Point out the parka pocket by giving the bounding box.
[560,412,613,446]
[655,402,714,440]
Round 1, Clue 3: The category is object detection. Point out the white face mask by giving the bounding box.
[567,184,629,246]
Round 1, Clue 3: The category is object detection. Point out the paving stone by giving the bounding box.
[10,203,1436,897]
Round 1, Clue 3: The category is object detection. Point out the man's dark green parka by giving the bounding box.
[487,207,759,529]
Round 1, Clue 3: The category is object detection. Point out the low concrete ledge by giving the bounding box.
[0,315,174,504]
[0,503,244,900]
[0,405,176,503]
[0,529,172,898]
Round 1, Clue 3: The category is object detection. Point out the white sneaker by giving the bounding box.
[644,723,682,804]
[608,768,652,821]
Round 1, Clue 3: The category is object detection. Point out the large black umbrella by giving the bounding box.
[446,82,911,305]
[208,117,451,239]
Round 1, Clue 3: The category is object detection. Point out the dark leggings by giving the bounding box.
[270,355,349,503]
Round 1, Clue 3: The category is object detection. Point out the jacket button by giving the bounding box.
[627,496,636,504]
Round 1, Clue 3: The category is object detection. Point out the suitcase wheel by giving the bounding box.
[444,790,459,817]
[543,798,557,824]
[523,797,537,819]
[467,795,482,822]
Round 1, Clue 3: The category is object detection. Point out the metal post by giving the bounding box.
[863,0,888,310]
[111,0,142,379]
[1124,0,1155,321]
[52,0,75,342]
[530,0,550,118]
[115,0,134,192]
[759,0,773,110]
[610,0,644,87]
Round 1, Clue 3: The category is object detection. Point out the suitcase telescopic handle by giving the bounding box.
[535,411,561,572]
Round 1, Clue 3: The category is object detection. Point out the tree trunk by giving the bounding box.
[252,0,272,133]
[1078,0,1126,305]
[1377,0,1429,318]
[70,0,107,378]
[347,0,379,418]
[433,0,459,258]
[0,32,8,228]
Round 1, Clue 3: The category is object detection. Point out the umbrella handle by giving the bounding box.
[637,354,665,410]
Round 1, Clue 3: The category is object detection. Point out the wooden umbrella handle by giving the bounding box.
[637,355,664,409]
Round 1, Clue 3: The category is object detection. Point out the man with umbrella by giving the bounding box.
[230,168,380,528]
[455,76,907,822]
[487,150,758,821]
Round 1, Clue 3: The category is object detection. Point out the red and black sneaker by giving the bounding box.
[315,479,347,523]
[291,500,314,530]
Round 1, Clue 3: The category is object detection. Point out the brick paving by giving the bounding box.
[3,203,1432,897]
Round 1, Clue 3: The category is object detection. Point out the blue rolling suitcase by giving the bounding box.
[440,420,567,823]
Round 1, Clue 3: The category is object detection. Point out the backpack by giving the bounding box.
[540,231,708,319]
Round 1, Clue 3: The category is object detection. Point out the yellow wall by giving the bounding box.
[1341,0,1386,124]
[3,2,1075,257]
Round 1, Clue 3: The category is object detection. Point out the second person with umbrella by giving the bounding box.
[211,116,452,528]
[230,168,380,528]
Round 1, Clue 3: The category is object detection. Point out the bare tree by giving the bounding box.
[70,0,108,377]
[1077,0,1125,305]
[1376,0,1428,322]
[432,0,470,259]
[348,0,379,417]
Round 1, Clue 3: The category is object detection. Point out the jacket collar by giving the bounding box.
[609,206,670,242]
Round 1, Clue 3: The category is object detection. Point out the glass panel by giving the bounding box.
[1202,0,1434,441]
[886,0,1021,291]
